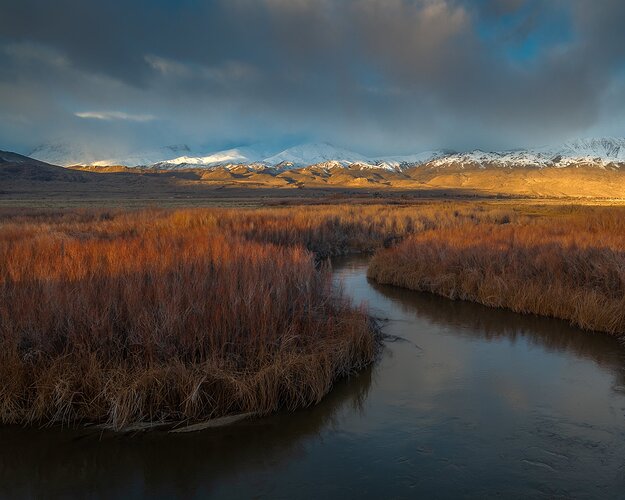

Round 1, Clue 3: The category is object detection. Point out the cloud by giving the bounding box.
[75,111,156,122]
[3,41,70,69]
[1,0,624,155]
[145,55,258,84]
[144,55,191,78]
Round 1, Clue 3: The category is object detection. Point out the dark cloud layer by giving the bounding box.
[1,0,624,155]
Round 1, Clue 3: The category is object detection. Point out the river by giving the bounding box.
[1,255,624,498]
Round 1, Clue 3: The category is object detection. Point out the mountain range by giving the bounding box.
[4,139,625,200]
[28,138,625,171]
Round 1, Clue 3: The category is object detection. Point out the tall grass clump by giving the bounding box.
[0,209,378,429]
[368,207,625,336]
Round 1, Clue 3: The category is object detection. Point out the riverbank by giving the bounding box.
[368,206,625,336]
[5,255,624,498]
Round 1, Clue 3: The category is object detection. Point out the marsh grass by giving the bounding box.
[3,202,622,429]
[1,202,499,428]
[368,206,625,335]
[0,208,384,428]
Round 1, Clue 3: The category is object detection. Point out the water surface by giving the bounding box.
[1,255,625,498]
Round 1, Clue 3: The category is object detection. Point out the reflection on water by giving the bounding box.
[368,273,625,387]
[0,367,374,499]
[1,255,625,499]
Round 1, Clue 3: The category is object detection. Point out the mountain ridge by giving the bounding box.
[4,146,625,200]
[23,138,625,172]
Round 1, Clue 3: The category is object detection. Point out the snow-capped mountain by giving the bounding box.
[30,143,101,167]
[29,143,193,167]
[372,150,453,170]
[152,147,263,169]
[148,142,375,171]
[146,138,625,171]
[427,138,625,170]
[25,137,625,171]
[551,138,625,164]
[262,143,369,168]
[427,149,548,169]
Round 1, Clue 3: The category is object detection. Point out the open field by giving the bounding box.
[3,151,625,208]
[368,205,625,336]
[66,161,625,198]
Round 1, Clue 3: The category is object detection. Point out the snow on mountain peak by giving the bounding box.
[24,137,625,171]
[29,142,193,167]
[426,138,625,169]
[372,150,453,170]
[557,138,625,162]
[156,147,262,169]
[30,143,102,167]
[262,143,369,168]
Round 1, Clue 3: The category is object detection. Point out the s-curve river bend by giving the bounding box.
[1,255,625,499]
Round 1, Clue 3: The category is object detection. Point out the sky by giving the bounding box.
[1,0,625,157]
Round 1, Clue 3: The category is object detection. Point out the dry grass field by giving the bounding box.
[2,202,625,429]
[63,163,625,199]
[368,205,625,336]
[0,202,521,428]
[0,208,382,429]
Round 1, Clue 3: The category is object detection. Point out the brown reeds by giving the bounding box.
[3,202,503,429]
[368,206,625,336]
[0,208,383,429]
[3,202,624,428]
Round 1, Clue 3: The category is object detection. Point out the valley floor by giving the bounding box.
[3,156,625,207]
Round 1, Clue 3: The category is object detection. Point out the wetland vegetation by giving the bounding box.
[1,202,624,430]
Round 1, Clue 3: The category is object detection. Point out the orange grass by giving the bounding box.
[0,202,508,428]
[0,208,386,429]
[3,202,621,428]
[368,206,625,336]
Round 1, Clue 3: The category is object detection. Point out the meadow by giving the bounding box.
[1,202,624,429]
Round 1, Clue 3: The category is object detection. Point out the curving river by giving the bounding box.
[1,255,625,498]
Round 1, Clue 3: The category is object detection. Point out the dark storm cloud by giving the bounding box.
[1,0,624,155]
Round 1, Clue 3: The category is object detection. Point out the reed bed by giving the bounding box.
[368,206,625,336]
[0,208,386,429]
[3,202,622,428]
[0,202,507,428]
